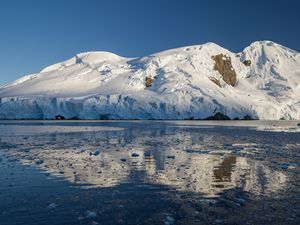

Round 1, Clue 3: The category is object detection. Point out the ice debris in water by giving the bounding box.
[85,210,97,218]
[165,215,175,225]
[90,150,100,156]
[77,216,84,221]
[47,203,57,209]
[35,159,44,165]
[214,219,223,224]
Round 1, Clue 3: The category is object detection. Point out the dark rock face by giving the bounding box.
[205,112,231,120]
[209,77,221,87]
[55,115,65,120]
[242,115,253,120]
[243,60,251,66]
[145,76,154,87]
[211,54,237,86]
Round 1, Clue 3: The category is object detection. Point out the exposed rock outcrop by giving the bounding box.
[205,112,231,120]
[209,77,221,87]
[211,54,237,86]
[243,60,251,66]
[242,115,254,120]
[145,76,154,87]
[55,115,65,120]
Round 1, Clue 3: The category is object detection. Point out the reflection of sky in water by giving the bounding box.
[0,121,290,197]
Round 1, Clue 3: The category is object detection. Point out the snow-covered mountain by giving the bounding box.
[0,41,299,120]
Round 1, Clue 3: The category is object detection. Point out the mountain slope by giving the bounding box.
[0,41,299,120]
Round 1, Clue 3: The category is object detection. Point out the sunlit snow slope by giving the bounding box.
[0,41,299,119]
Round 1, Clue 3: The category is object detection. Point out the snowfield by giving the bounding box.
[0,41,299,120]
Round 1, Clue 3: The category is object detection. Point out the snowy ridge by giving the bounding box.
[0,41,299,120]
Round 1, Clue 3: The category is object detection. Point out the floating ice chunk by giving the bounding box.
[90,150,100,156]
[165,215,175,225]
[85,210,97,218]
[77,216,84,221]
[214,219,223,224]
[47,203,57,209]
[35,159,44,165]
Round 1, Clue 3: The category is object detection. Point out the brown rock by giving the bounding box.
[243,60,251,66]
[145,76,154,87]
[209,77,221,87]
[211,54,237,86]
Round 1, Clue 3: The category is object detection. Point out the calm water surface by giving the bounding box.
[0,120,299,225]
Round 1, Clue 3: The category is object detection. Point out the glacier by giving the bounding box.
[0,40,299,120]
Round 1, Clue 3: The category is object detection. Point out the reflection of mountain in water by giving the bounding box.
[5,130,286,197]
[154,153,286,196]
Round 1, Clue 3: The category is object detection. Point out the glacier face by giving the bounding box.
[0,41,299,120]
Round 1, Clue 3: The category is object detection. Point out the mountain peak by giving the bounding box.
[75,51,125,62]
[246,40,298,54]
[0,41,299,120]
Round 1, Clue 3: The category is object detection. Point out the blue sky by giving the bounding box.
[0,0,299,84]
